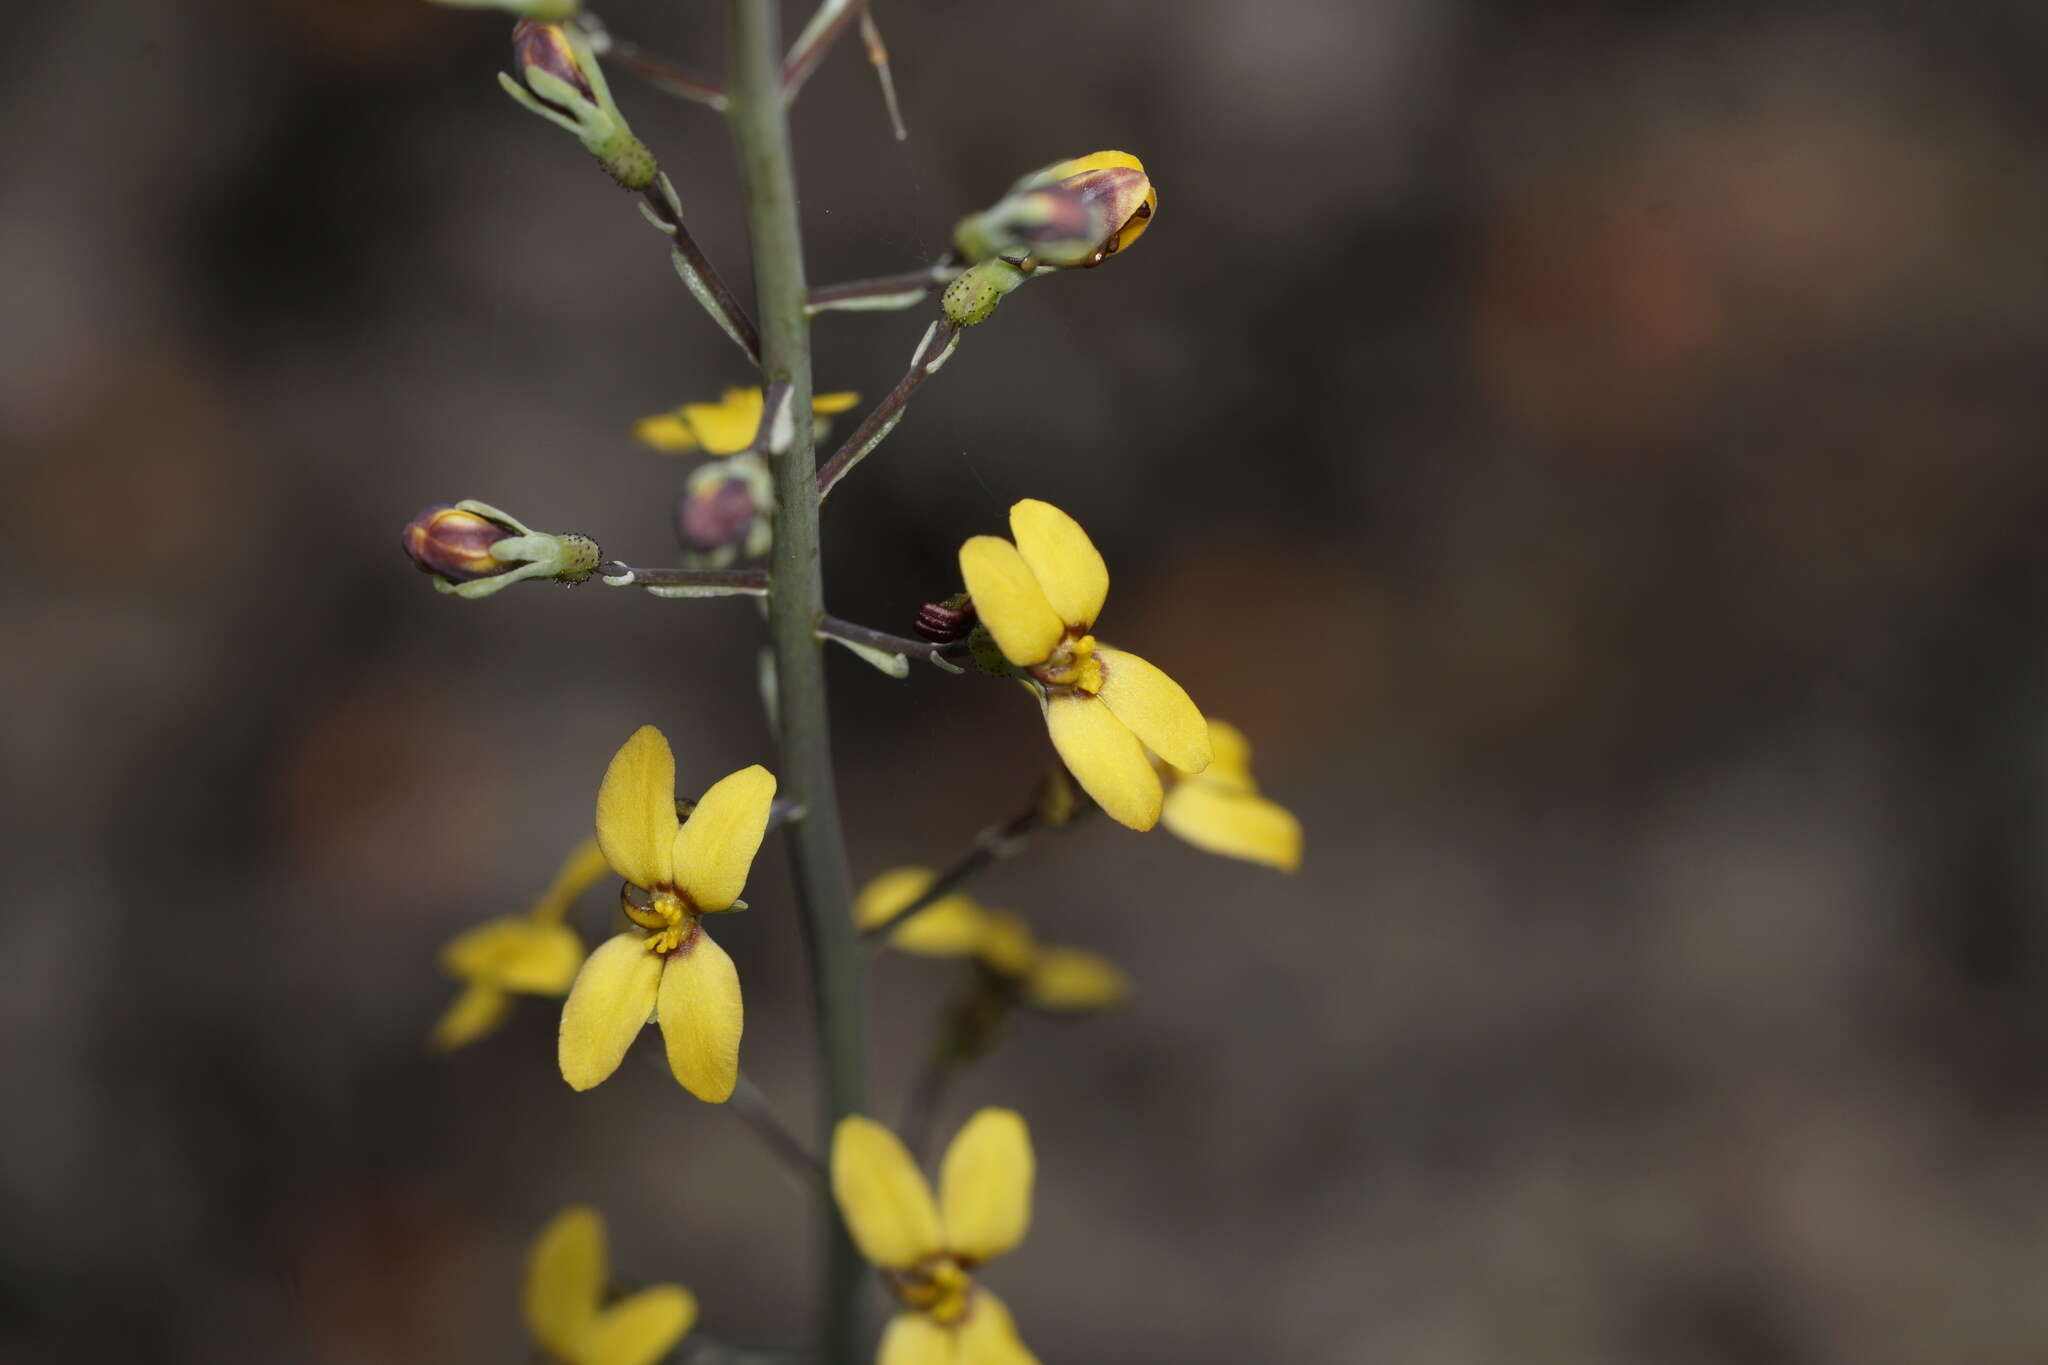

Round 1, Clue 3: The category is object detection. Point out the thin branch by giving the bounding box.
[815,321,963,501]
[860,806,1044,942]
[637,178,763,364]
[818,615,969,671]
[780,0,868,101]
[606,40,729,111]
[729,1073,827,1191]
[806,264,957,316]
[598,562,769,593]
[858,10,907,141]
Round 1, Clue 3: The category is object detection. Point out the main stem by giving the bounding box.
[726,3,869,1362]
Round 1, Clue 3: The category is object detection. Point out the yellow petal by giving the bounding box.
[671,764,776,912]
[580,1286,697,1365]
[525,1206,604,1357]
[596,726,680,892]
[1008,499,1107,630]
[1185,718,1256,793]
[878,1311,953,1365]
[853,866,936,932]
[959,1289,1040,1365]
[430,981,510,1051]
[1160,782,1303,873]
[632,411,701,453]
[1044,692,1162,831]
[1042,151,1155,257]
[811,390,862,416]
[831,1116,944,1269]
[528,837,615,923]
[558,933,662,1091]
[1093,647,1210,774]
[974,912,1037,979]
[895,899,993,959]
[959,536,1062,667]
[656,927,743,1103]
[938,1108,1033,1263]
[1023,948,1130,1012]
[683,387,766,455]
[441,917,584,994]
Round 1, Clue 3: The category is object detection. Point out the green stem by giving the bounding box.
[724,4,869,1363]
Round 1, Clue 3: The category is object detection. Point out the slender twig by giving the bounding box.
[727,5,871,1363]
[806,264,957,316]
[815,321,963,501]
[818,615,969,670]
[599,562,768,594]
[898,1050,958,1165]
[780,0,868,101]
[637,179,763,364]
[861,806,1044,942]
[729,1073,827,1190]
[857,11,907,141]
[605,39,729,111]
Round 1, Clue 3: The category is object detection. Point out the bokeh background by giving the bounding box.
[6,0,2048,1360]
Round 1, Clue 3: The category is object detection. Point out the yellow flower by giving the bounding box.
[432,838,609,1051]
[1161,719,1304,872]
[633,387,860,456]
[854,868,1130,1013]
[831,1110,1041,1365]
[958,500,1211,831]
[557,726,775,1102]
[1026,150,1157,263]
[525,1206,696,1365]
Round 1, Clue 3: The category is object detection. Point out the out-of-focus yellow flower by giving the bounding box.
[1161,719,1303,872]
[831,1110,1040,1365]
[958,500,1210,831]
[432,838,610,1051]
[634,387,860,456]
[524,1206,695,1365]
[557,726,775,1102]
[854,868,1130,1013]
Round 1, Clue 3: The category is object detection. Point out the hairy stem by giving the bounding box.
[725,4,870,1362]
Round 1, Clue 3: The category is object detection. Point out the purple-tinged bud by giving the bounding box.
[512,19,595,113]
[914,594,977,643]
[404,505,514,582]
[677,478,760,555]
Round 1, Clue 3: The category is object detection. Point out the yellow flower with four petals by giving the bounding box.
[432,837,610,1050]
[525,1206,696,1365]
[854,868,1130,1013]
[634,386,860,456]
[832,1109,1040,1365]
[1161,719,1303,872]
[959,499,1211,831]
[558,725,775,1102]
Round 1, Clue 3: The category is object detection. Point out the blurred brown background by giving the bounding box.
[6,0,2048,1361]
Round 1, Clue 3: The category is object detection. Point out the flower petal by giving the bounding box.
[1185,718,1256,793]
[442,918,585,994]
[582,1285,697,1365]
[811,390,862,416]
[656,928,743,1103]
[430,981,510,1051]
[878,1311,953,1365]
[853,866,935,931]
[631,411,700,453]
[854,867,989,955]
[558,933,662,1091]
[671,765,776,912]
[938,1108,1033,1264]
[1044,693,1162,831]
[684,387,766,456]
[596,726,680,891]
[831,1116,944,1269]
[959,1289,1040,1365]
[1023,948,1130,1013]
[959,536,1063,667]
[528,837,615,923]
[1161,782,1303,873]
[974,912,1037,979]
[525,1206,604,1358]
[1008,500,1107,630]
[1093,647,1210,774]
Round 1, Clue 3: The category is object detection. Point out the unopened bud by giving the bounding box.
[675,454,774,567]
[497,18,654,188]
[955,150,1157,271]
[914,594,976,643]
[400,500,600,600]
[512,20,595,115]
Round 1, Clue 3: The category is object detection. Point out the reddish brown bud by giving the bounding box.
[914,595,977,643]
[676,479,760,554]
[403,505,514,582]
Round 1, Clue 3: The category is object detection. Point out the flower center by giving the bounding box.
[1031,632,1102,694]
[622,884,696,956]
[892,1256,973,1325]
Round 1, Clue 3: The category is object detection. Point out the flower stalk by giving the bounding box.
[724,2,870,1361]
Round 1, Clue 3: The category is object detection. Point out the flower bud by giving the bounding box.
[954,150,1157,271]
[913,594,976,644]
[400,500,600,599]
[512,20,595,116]
[674,454,774,567]
[497,17,655,188]
[404,505,514,582]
